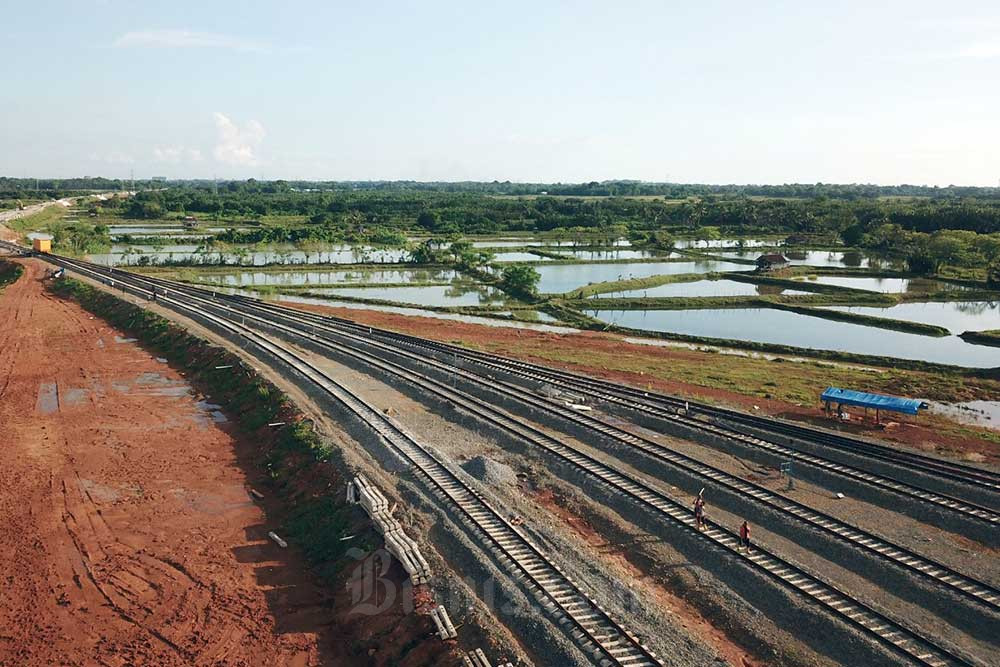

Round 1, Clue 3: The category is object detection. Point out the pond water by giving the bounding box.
[272,294,578,333]
[313,284,513,307]
[550,249,679,261]
[673,238,784,249]
[713,250,870,268]
[792,276,968,293]
[490,251,553,262]
[534,261,750,294]
[823,301,1000,334]
[469,239,631,248]
[193,268,460,287]
[928,401,1000,431]
[113,234,214,241]
[584,308,999,367]
[589,279,812,298]
[88,244,411,266]
[109,225,187,234]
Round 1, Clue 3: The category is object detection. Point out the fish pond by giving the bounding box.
[310,283,514,307]
[534,261,750,294]
[584,307,1000,368]
[588,279,812,298]
[673,238,784,249]
[88,244,411,266]
[823,301,1000,334]
[550,249,679,261]
[792,276,969,293]
[191,268,459,287]
[713,250,871,268]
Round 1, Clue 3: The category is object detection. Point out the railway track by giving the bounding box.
[189,288,1000,532]
[24,250,983,667]
[154,283,1000,614]
[251,303,1000,517]
[370,333,1000,494]
[29,251,663,667]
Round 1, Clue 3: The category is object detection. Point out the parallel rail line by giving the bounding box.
[167,285,1000,613]
[205,288,1000,528]
[33,250,663,667]
[360,328,1000,494]
[25,250,979,667]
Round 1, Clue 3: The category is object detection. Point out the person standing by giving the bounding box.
[739,520,751,552]
[693,490,706,531]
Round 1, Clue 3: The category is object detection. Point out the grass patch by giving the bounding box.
[960,329,1000,348]
[9,203,68,233]
[562,272,710,299]
[0,260,24,290]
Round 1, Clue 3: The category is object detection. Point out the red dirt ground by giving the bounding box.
[1,262,462,667]
[282,302,998,464]
[0,260,330,665]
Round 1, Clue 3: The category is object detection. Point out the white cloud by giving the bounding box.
[153,146,203,163]
[113,29,267,52]
[213,112,265,166]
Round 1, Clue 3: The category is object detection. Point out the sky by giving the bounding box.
[1,1,998,185]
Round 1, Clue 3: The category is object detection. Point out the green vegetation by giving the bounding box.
[0,260,23,289]
[565,272,708,298]
[960,330,1000,348]
[499,264,541,299]
[45,179,1000,239]
[855,226,1000,276]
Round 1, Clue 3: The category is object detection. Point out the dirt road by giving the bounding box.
[0,261,330,666]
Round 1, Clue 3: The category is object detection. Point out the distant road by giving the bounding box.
[0,192,130,242]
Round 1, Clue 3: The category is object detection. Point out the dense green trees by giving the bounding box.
[856,226,1000,275]
[108,186,1000,238]
[499,264,541,297]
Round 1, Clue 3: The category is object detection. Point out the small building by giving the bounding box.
[756,253,789,272]
[32,238,51,253]
[821,387,928,424]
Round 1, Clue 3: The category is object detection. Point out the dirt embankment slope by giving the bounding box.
[0,261,332,666]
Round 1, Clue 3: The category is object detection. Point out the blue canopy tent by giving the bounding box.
[821,387,928,423]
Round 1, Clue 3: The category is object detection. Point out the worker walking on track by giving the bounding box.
[693,489,706,531]
[739,520,751,552]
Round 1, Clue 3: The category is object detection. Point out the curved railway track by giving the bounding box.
[145,281,1000,614]
[177,285,1000,530]
[369,333,1000,494]
[18,249,984,667]
[244,301,1000,516]
[34,252,664,667]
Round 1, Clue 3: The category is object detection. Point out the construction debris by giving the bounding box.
[347,475,432,584]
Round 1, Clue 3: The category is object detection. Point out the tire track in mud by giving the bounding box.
[0,260,325,667]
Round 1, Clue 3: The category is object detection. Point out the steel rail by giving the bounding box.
[157,282,1000,614]
[32,252,977,667]
[36,250,664,667]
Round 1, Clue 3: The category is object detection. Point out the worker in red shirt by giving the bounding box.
[739,520,751,552]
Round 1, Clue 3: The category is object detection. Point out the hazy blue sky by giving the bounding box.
[2,1,998,185]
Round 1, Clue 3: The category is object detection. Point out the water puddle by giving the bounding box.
[927,401,1000,432]
[195,400,228,423]
[62,387,88,406]
[36,382,59,414]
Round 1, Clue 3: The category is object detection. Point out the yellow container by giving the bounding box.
[33,238,51,253]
